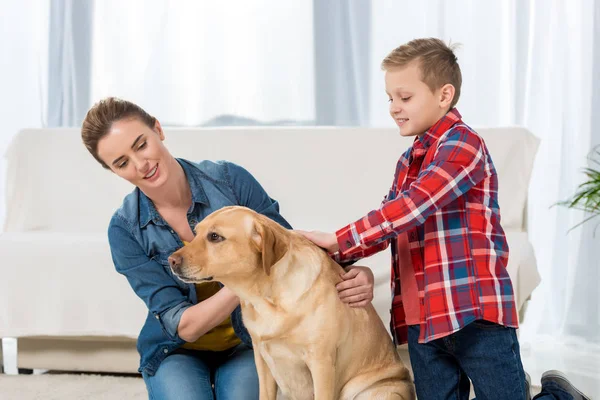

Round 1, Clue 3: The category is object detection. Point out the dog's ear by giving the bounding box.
[251,217,288,276]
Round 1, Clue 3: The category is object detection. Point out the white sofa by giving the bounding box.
[0,126,541,374]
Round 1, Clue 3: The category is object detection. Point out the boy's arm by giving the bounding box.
[298,151,410,263]
[337,127,487,256]
[330,241,389,265]
[296,199,392,264]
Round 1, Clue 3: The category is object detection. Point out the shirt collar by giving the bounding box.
[413,108,462,151]
[139,158,209,228]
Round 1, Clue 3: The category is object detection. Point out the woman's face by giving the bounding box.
[97,118,173,190]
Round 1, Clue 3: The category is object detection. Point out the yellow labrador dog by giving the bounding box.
[169,206,415,400]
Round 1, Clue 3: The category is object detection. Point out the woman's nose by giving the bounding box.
[134,157,149,173]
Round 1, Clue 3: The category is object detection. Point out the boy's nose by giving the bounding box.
[390,103,402,114]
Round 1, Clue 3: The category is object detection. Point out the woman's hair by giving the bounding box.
[81,97,157,169]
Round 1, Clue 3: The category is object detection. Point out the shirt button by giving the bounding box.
[163,348,168,354]
[155,315,160,320]
[345,241,352,249]
[170,230,174,234]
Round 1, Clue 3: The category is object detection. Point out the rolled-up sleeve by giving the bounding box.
[108,216,192,341]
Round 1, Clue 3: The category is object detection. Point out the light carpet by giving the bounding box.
[0,372,542,400]
[0,373,147,400]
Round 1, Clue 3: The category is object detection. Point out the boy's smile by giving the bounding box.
[385,61,453,138]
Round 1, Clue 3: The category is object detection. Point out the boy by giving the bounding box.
[298,38,589,400]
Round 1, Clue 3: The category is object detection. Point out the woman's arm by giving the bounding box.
[109,216,238,343]
[177,286,240,342]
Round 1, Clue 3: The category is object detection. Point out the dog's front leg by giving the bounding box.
[307,356,336,400]
[253,345,277,400]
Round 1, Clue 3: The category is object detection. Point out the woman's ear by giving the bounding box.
[154,120,165,141]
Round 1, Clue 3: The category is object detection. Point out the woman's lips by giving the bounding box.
[144,164,159,180]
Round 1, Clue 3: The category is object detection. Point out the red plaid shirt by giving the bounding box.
[334,109,518,344]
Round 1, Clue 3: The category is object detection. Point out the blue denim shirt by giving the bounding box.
[107,159,292,376]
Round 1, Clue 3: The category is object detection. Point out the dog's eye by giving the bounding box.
[207,232,224,243]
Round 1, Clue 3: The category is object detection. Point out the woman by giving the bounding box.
[81,97,292,399]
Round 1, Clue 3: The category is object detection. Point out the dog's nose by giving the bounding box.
[168,255,183,271]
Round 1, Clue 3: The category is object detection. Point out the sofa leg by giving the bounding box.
[1,338,18,375]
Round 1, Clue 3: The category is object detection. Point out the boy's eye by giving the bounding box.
[401,97,412,101]
[387,98,393,103]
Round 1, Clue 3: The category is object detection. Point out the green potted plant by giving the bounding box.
[557,146,600,233]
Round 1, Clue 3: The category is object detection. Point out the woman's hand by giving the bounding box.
[294,230,339,253]
[336,266,375,307]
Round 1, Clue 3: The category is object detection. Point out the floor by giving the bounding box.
[0,372,147,399]
[520,338,600,399]
[3,338,599,398]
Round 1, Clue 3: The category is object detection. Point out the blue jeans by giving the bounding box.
[407,322,574,400]
[408,321,527,400]
[142,343,259,400]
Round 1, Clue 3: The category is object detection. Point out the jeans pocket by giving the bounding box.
[470,319,506,330]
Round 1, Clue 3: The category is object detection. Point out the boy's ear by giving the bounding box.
[439,83,455,109]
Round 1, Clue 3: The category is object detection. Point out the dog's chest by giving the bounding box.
[258,341,314,400]
[241,300,293,339]
[242,302,316,398]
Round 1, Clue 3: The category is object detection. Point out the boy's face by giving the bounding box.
[385,61,453,137]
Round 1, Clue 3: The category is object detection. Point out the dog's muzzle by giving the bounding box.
[168,254,214,282]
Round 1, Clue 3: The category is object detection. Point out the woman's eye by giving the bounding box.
[401,97,411,101]
[137,142,147,150]
[207,232,224,242]
[118,160,128,169]
[387,98,393,103]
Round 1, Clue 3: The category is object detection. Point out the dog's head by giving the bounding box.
[168,206,289,283]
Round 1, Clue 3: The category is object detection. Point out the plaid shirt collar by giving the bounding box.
[413,108,462,153]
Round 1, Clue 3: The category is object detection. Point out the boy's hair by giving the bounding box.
[381,38,462,109]
[81,97,157,169]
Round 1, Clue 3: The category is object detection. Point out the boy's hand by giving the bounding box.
[294,230,339,253]
[336,266,375,308]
